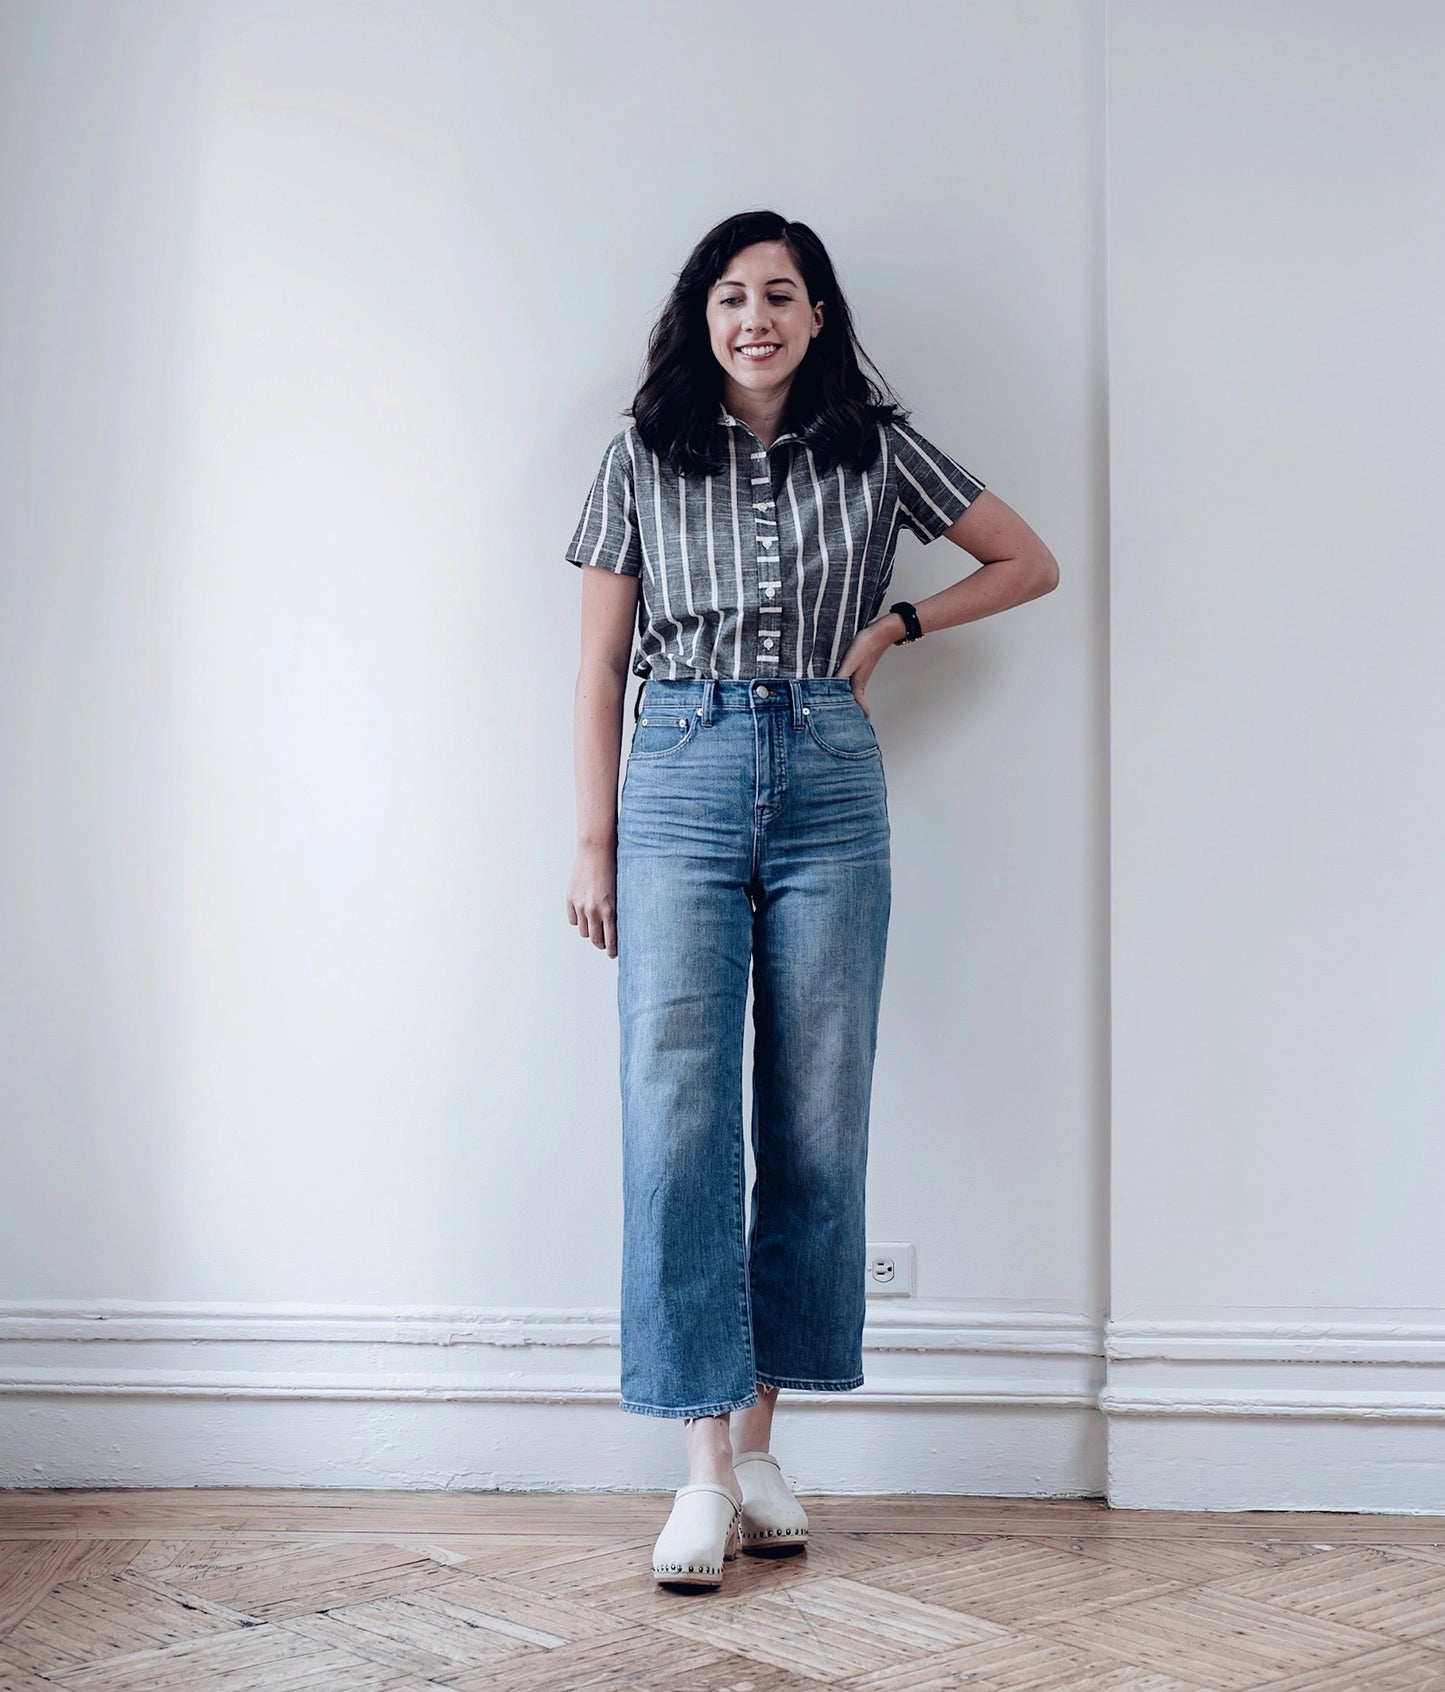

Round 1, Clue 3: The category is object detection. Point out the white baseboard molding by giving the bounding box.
[0,1300,1102,1493]
[4,1303,1443,1508]
[1105,1316,1445,1514]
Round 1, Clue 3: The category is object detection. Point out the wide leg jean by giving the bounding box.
[615,675,891,1418]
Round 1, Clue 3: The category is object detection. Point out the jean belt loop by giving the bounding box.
[702,678,716,726]
[789,678,803,729]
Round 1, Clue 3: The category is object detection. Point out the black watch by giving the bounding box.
[889,600,924,644]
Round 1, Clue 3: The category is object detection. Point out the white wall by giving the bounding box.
[1107,0,1445,1509]
[11,0,1437,1510]
[0,0,1104,1490]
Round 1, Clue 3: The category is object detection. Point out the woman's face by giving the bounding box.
[705,241,824,407]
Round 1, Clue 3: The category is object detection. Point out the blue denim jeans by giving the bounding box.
[615,675,892,1418]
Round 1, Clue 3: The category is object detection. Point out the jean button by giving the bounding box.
[755,683,770,698]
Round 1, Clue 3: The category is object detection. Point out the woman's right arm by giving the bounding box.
[565,565,641,959]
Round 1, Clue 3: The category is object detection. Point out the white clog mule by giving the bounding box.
[651,1481,743,1588]
[732,1449,809,1553]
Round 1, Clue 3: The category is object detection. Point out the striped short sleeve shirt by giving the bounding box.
[565,404,985,681]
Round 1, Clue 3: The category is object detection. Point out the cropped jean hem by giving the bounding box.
[619,1391,762,1420]
[754,1372,866,1392]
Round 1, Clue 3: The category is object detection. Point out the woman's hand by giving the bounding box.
[567,841,619,958]
[834,615,901,719]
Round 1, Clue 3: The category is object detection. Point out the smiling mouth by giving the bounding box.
[737,344,781,360]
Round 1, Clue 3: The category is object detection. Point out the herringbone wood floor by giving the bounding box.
[3,1490,1445,1689]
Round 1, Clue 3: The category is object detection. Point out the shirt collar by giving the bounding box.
[716,401,802,447]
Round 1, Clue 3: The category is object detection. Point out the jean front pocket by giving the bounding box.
[803,702,881,760]
[628,709,700,761]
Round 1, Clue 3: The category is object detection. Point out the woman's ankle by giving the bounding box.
[729,1382,779,1457]
[684,1412,741,1499]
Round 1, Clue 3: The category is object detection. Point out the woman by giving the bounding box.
[564,211,1058,1590]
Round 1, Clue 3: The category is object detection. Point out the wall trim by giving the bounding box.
[0,1299,1104,1406]
[1105,1315,1445,1420]
[1103,1316,1445,1510]
[1108,1316,1445,1364]
[0,1300,1107,1490]
[9,1305,1442,1500]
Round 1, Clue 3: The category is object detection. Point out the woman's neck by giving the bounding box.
[723,385,789,451]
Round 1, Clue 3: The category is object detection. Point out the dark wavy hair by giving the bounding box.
[628,210,909,479]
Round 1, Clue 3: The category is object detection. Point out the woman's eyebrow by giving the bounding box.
[713,277,798,290]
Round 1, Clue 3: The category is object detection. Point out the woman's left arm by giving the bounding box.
[840,491,1060,702]
[894,489,1060,638]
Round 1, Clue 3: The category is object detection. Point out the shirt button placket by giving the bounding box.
[751,445,781,674]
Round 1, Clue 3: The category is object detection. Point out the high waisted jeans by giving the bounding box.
[615,675,891,1418]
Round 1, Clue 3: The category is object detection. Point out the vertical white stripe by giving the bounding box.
[879,498,903,609]
[727,429,744,677]
[876,421,903,608]
[622,456,644,578]
[587,437,620,569]
[624,432,656,590]
[573,446,603,564]
[704,472,722,676]
[847,422,886,628]
[803,447,831,678]
[648,447,684,679]
[783,471,806,677]
[824,466,857,675]
[852,444,879,633]
[677,470,702,670]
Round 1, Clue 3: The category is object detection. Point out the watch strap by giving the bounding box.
[889,600,924,643]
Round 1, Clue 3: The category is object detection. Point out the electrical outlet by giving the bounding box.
[865,1241,915,1297]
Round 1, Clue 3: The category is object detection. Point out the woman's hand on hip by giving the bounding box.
[835,620,897,718]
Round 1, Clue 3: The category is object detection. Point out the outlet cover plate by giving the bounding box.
[865,1241,915,1298]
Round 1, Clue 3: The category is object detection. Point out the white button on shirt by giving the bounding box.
[566,403,985,681]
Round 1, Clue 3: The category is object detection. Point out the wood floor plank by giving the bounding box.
[4,1490,1445,1691]
[835,1632,1212,1690]
[114,1540,192,1575]
[0,1648,55,1692]
[1250,1641,1445,1691]
[2,1571,248,1678]
[1205,1544,1445,1643]
[442,1627,823,1691]
[282,1591,568,1678]
[653,1573,1009,1682]
[1065,1532,1341,1582]
[447,1537,656,1586]
[146,1539,457,1621]
[37,1622,443,1690]
[864,1538,1190,1626]
[0,1541,145,1636]
[1036,1585,1402,1690]
[5,1488,1445,1543]
[406,1567,639,1643]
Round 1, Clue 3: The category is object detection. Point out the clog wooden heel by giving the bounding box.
[732,1449,809,1554]
[651,1482,743,1588]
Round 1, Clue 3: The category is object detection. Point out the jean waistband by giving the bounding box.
[637,676,857,724]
